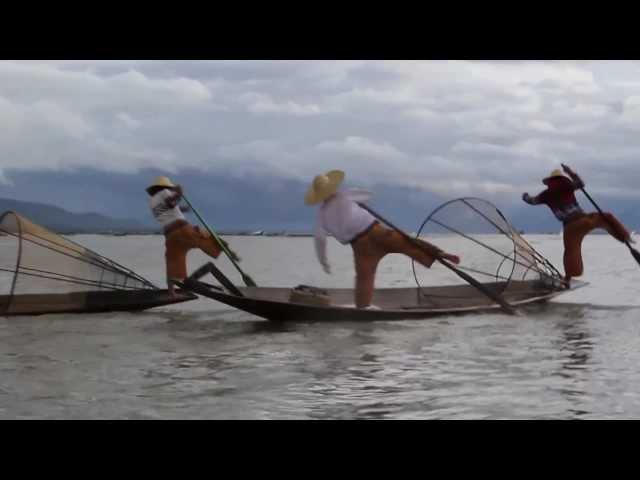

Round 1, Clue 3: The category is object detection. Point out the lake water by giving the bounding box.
[1,234,639,419]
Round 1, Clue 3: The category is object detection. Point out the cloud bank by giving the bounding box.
[2,60,640,199]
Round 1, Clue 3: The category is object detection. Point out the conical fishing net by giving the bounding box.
[411,198,564,299]
[0,211,157,314]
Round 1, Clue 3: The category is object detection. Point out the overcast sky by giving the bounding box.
[2,60,640,208]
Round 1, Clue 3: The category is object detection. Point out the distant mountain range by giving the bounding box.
[0,197,314,235]
[2,169,639,236]
[0,197,153,234]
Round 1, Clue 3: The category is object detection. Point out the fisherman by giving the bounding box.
[146,176,239,297]
[305,170,461,309]
[522,164,633,285]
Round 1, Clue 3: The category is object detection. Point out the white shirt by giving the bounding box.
[149,189,185,227]
[314,189,375,269]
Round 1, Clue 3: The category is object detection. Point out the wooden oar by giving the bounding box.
[578,186,640,267]
[357,202,518,315]
[181,194,258,287]
[186,261,244,297]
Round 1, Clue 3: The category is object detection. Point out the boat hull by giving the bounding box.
[180,279,587,322]
[0,289,197,316]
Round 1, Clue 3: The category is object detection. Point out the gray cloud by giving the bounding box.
[1,60,640,200]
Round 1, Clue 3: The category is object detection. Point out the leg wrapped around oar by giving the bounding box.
[595,212,631,243]
[356,202,516,315]
[181,194,256,286]
[563,212,632,280]
[374,225,440,268]
[351,223,442,309]
[165,224,222,280]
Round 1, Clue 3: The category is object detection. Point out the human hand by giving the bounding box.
[561,163,575,176]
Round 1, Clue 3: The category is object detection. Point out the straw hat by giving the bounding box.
[304,170,345,205]
[146,176,177,194]
[542,169,568,185]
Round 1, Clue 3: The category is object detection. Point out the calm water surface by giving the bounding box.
[1,234,639,419]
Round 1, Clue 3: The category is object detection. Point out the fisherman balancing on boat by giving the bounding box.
[522,164,634,286]
[146,176,240,297]
[305,170,461,309]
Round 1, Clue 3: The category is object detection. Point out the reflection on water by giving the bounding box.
[555,316,594,419]
[2,304,640,419]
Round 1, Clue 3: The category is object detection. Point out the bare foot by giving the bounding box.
[168,282,177,299]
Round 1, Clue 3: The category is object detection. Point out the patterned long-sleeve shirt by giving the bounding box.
[149,189,185,227]
[523,175,585,224]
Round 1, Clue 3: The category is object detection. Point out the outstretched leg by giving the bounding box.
[191,226,223,259]
[373,226,459,267]
[594,212,632,244]
[562,212,633,284]
[562,214,604,281]
[351,223,459,308]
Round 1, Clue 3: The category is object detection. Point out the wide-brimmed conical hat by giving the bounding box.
[542,169,568,185]
[146,176,177,194]
[304,170,345,205]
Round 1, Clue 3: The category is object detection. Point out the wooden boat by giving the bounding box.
[1,288,195,316]
[180,276,587,322]
[0,210,196,316]
[179,197,587,322]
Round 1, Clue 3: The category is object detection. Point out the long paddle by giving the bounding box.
[563,165,640,267]
[181,194,258,287]
[356,203,518,315]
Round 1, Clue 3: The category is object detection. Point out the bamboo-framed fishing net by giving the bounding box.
[0,211,160,315]
[411,198,565,300]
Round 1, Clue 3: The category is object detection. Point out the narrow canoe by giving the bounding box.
[180,279,587,322]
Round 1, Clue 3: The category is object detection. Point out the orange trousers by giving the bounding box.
[351,223,442,308]
[563,212,630,279]
[165,224,222,281]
